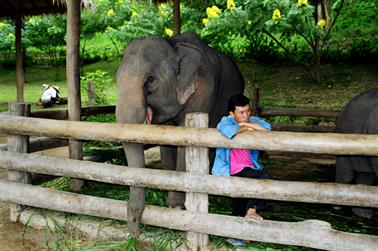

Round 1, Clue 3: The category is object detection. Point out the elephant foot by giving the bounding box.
[352,207,374,219]
[166,191,185,209]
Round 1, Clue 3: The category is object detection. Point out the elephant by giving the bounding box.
[335,87,378,218]
[115,32,244,234]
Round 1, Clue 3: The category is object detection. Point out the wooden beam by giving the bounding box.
[15,1,24,103]
[1,151,377,208]
[261,107,339,118]
[1,181,377,251]
[185,113,209,250]
[0,114,377,156]
[6,103,31,221]
[66,0,84,192]
[0,136,67,152]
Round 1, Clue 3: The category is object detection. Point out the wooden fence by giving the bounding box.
[0,104,378,250]
[251,86,339,133]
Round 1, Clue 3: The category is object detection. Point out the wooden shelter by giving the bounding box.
[0,0,92,102]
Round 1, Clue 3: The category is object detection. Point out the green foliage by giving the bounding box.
[330,0,378,62]
[108,1,170,45]
[0,20,16,67]
[0,20,15,52]
[80,70,113,104]
[23,15,67,67]
[200,4,252,60]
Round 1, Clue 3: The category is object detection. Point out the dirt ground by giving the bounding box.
[0,133,70,250]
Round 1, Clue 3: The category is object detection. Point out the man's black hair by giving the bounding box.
[228,94,250,112]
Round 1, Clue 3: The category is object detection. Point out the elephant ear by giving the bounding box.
[174,42,203,105]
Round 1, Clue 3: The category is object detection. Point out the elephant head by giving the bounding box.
[116,35,211,127]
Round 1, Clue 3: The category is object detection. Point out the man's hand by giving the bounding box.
[237,122,268,134]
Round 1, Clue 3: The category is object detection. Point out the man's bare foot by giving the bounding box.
[246,208,263,221]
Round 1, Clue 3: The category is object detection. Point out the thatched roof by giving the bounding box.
[0,0,94,18]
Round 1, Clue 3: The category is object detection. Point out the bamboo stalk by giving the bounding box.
[1,151,377,208]
[0,181,377,251]
[0,114,377,156]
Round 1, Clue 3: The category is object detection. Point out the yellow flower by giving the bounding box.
[107,9,114,17]
[202,18,209,26]
[316,19,326,29]
[272,9,281,20]
[227,0,236,11]
[165,28,173,37]
[132,11,138,17]
[298,0,308,7]
[0,22,5,29]
[158,3,168,16]
[158,3,166,11]
[206,5,221,18]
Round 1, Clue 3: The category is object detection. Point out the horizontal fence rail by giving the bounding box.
[0,114,377,156]
[1,150,377,208]
[260,107,339,118]
[0,136,67,152]
[0,180,376,251]
[30,105,115,120]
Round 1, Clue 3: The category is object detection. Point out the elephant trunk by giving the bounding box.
[116,75,147,235]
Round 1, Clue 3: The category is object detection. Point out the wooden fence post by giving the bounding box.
[66,0,84,192]
[184,112,209,250]
[88,81,96,106]
[7,103,31,221]
[251,86,260,116]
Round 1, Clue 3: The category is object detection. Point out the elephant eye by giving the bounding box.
[144,75,155,87]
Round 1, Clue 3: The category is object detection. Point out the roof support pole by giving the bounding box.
[173,0,181,35]
[66,0,84,191]
[15,1,24,103]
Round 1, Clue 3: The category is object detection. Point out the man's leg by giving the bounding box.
[234,168,272,220]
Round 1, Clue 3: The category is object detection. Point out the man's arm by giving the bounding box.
[238,122,268,132]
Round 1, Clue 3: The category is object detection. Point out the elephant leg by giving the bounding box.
[124,143,145,236]
[335,156,355,184]
[160,146,184,208]
[351,172,376,219]
[161,146,185,208]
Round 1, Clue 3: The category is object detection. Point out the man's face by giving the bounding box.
[230,104,250,123]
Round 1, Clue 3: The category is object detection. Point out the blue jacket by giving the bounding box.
[211,115,271,176]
